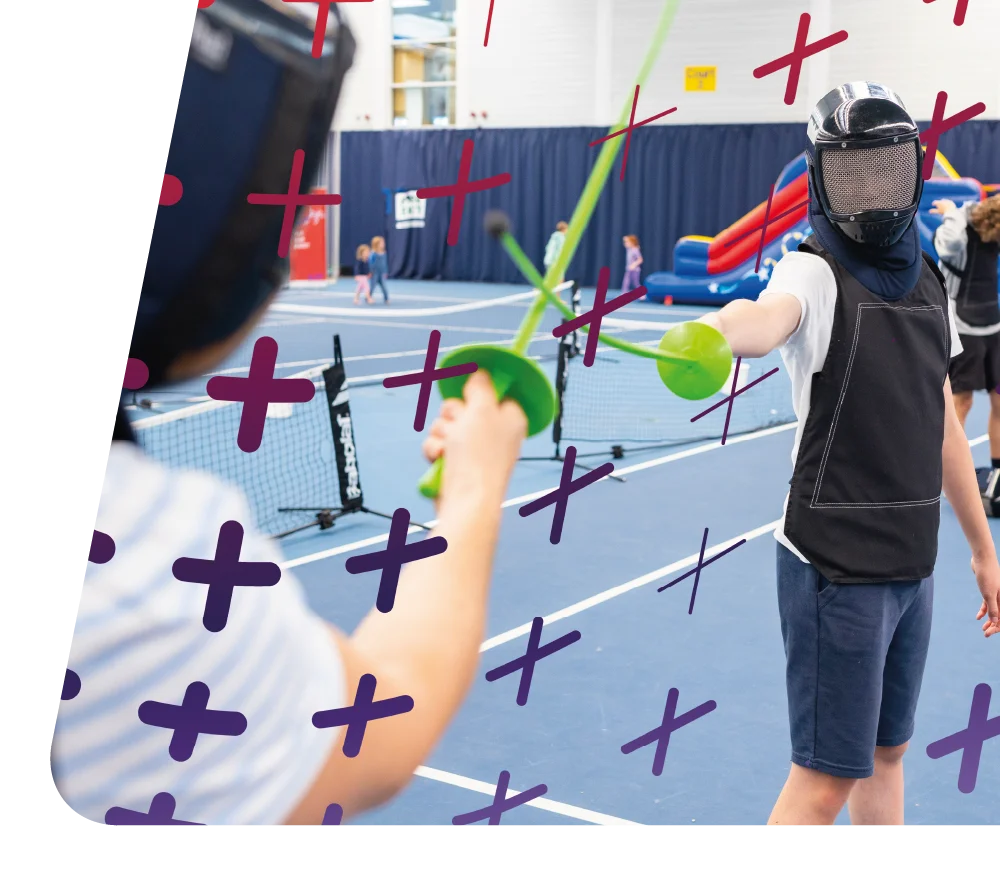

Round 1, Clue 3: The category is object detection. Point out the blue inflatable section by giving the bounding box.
[645,152,991,306]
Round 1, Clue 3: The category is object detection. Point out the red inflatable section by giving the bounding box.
[706,173,809,275]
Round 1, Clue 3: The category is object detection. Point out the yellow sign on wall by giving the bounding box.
[685,66,717,92]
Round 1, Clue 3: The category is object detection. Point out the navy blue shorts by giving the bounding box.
[776,542,934,779]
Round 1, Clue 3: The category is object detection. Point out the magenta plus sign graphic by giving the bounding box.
[344,508,448,613]
[138,681,248,762]
[312,673,414,757]
[206,337,316,453]
[382,330,478,431]
[753,12,849,105]
[621,688,718,776]
[589,86,677,182]
[657,527,748,614]
[484,617,582,706]
[518,446,615,544]
[690,356,780,445]
[553,267,647,367]
[926,683,1000,793]
[247,149,342,257]
[416,139,512,247]
[171,520,281,633]
[452,770,548,825]
[923,0,971,26]
[105,792,203,826]
[920,91,987,180]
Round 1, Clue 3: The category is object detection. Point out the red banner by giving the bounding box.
[289,189,328,282]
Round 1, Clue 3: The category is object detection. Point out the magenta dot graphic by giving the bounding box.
[160,174,183,207]
[89,530,116,565]
[124,358,149,391]
[105,792,203,825]
[62,669,81,701]
[138,681,248,762]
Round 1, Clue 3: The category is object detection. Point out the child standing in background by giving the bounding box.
[353,244,373,305]
[544,221,568,284]
[369,236,390,304]
[622,234,643,292]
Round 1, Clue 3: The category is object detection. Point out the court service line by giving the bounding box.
[412,765,640,825]
[281,420,800,570]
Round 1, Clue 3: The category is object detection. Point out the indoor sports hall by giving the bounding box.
[59,0,1000,829]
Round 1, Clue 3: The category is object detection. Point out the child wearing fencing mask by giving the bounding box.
[698,82,1000,825]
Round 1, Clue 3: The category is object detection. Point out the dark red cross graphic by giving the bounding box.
[920,91,987,181]
[518,446,614,544]
[416,139,512,247]
[282,2,375,58]
[753,12,849,106]
[484,0,497,46]
[105,793,203,826]
[589,85,677,182]
[246,149,342,257]
[690,356,780,445]
[206,337,317,453]
[552,267,647,367]
[484,617,582,706]
[312,673,415,758]
[657,527,748,615]
[138,681,248,762]
[382,330,478,431]
[722,184,810,273]
[621,688,718,776]
[923,0,971,26]
[452,770,548,825]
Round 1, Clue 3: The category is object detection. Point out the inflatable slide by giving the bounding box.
[644,151,995,306]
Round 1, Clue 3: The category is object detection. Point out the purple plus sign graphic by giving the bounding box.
[926,683,1000,793]
[923,0,971,26]
[588,86,677,182]
[452,770,548,825]
[621,688,718,776]
[206,337,316,453]
[753,12,849,106]
[172,520,280,633]
[62,669,81,701]
[552,267,647,367]
[138,681,247,762]
[105,792,203,826]
[344,508,448,613]
[518,446,614,544]
[89,530,115,565]
[657,528,747,614]
[322,803,344,825]
[690,356,780,445]
[382,330,478,431]
[920,91,987,180]
[312,673,414,758]
[484,617,582,706]
[416,139,512,247]
[246,149,342,257]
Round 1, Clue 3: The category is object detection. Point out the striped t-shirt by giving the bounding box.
[52,442,345,825]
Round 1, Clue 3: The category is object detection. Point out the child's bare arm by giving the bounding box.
[696,293,802,358]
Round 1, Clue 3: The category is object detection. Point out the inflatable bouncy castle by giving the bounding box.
[644,151,997,306]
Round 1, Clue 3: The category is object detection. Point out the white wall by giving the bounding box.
[335,0,1000,131]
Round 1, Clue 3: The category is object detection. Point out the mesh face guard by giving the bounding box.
[820,140,920,216]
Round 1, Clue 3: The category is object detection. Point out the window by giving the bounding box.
[392,0,456,128]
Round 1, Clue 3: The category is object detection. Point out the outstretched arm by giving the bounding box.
[697,292,803,358]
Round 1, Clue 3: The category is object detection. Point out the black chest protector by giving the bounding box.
[941,221,1000,327]
[784,237,951,583]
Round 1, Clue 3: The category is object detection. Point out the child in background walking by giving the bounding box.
[369,236,390,304]
[622,234,643,292]
[544,221,568,285]
[353,243,373,305]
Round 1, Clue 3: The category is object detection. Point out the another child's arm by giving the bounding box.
[940,375,1000,637]
[932,200,968,263]
[697,293,802,358]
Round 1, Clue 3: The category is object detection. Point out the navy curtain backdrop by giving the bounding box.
[338,121,1000,288]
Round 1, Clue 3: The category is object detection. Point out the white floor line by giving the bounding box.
[412,765,640,825]
[280,420,799,570]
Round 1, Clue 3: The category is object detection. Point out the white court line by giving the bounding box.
[269,316,528,335]
[412,766,639,825]
[280,420,800,570]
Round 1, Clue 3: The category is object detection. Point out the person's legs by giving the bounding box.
[846,743,908,824]
[989,390,1000,461]
[949,333,980,429]
[768,764,856,825]
[374,274,389,303]
[954,389,974,428]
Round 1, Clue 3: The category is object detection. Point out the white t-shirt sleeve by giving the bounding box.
[53,444,345,826]
[759,251,838,377]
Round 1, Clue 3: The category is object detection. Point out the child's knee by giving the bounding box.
[875,742,908,765]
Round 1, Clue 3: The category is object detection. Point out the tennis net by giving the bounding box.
[132,335,366,539]
[552,330,796,457]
